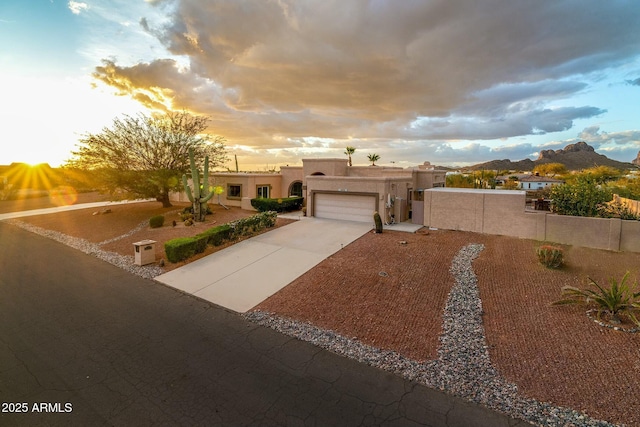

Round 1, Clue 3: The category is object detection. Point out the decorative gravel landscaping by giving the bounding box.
[4,197,640,426]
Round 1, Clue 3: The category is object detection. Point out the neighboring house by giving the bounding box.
[172,159,446,224]
[517,175,563,190]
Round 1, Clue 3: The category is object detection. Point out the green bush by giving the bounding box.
[250,197,303,213]
[536,245,564,268]
[149,214,165,228]
[165,237,199,263]
[549,176,612,217]
[197,224,233,246]
[164,212,278,263]
[164,235,210,263]
[230,211,277,236]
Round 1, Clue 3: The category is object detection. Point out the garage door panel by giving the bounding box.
[314,193,376,223]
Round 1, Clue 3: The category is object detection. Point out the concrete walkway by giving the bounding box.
[156,218,373,312]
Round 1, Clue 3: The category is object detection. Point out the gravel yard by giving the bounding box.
[5,197,640,426]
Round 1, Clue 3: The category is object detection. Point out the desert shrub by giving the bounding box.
[182,205,212,215]
[230,211,277,236]
[598,201,640,220]
[250,197,303,213]
[180,211,194,222]
[149,215,165,228]
[197,224,233,246]
[553,272,640,325]
[536,245,564,268]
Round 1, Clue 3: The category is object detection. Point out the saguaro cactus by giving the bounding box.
[182,148,215,222]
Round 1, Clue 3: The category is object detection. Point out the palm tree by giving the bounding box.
[344,146,356,166]
[367,153,380,166]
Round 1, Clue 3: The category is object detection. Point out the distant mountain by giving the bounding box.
[469,142,636,171]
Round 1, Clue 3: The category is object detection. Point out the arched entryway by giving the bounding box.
[289,181,303,197]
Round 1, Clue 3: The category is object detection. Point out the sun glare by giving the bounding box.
[3,163,79,206]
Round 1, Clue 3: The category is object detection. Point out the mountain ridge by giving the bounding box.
[468,142,635,171]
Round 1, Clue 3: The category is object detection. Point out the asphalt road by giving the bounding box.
[0,222,528,426]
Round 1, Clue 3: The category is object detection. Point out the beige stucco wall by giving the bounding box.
[348,166,406,178]
[279,166,304,197]
[424,187,640,252]
[620,220,640,252]
[302,158,349,179]
[413,170,446,189]
[195,173,283,210]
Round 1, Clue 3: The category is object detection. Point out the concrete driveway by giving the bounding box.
[155,218,373,312]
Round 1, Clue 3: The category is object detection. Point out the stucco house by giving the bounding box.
[517,174,563,190]
[173,158,446,224]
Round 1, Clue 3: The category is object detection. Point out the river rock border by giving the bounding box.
[586,309,640,333]
[245,244,617,427]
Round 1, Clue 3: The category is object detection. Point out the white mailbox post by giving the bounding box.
[133,240,157,266]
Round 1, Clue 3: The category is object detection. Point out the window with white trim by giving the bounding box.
[257,185,270,199]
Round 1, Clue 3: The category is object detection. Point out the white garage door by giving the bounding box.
[314,193,376,223]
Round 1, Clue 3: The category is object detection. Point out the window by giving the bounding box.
[227,184,242,199]
[289,181,303,197]
[257,185,270,199]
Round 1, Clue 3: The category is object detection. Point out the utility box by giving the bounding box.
[133,240,157,266]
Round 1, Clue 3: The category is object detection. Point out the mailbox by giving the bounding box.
[133,240,157,266]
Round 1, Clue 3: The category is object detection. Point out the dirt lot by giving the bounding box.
[5,197,640,425]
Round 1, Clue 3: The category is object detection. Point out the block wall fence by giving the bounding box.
[423,188,640,253]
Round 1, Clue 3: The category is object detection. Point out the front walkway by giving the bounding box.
[155,218,373,312]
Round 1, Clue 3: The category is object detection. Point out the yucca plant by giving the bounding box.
[553,272,640,325]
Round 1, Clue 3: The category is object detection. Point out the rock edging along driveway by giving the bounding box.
[245,244,617,427]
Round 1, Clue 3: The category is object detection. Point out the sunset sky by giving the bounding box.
[1,0,640,170]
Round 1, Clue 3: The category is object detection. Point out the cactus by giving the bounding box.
[182,148,215,222]
[373,211,383,233]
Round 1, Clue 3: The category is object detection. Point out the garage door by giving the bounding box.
[314,193,376,223]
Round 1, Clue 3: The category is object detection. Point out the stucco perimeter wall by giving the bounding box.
[424,188,538,239]
[423,188,640,252]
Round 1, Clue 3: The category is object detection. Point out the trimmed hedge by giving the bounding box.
[164,212,278,263]
[198,224,233,246]
[250,197,303,213]
[149,214,165,228]
[165,237,199,263]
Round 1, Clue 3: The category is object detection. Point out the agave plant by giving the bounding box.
[553,272,640,325]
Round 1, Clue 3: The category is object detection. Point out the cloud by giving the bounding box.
[68,1,88,15]
[627,78,640,86]
[89,0,640,166]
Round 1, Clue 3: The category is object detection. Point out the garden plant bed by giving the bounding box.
[12,199,294,271]
[4,196,640,425]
